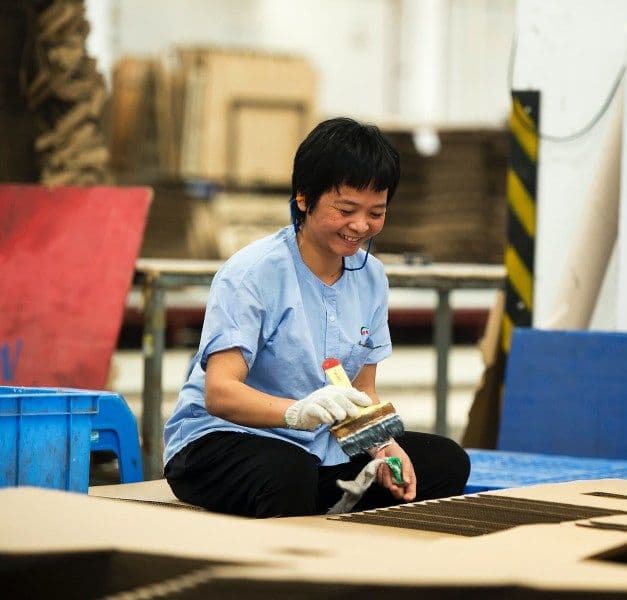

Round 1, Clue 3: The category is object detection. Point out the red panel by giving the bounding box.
[0,185,152,388]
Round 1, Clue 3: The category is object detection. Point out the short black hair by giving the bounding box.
[291,117,400,226]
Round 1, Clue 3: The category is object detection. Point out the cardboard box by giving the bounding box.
[139,189,290,260]
[1,480,626,597]
[210,192,290,258]
[179,47,317,187]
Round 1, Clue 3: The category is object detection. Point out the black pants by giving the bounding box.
[165,431,470,518]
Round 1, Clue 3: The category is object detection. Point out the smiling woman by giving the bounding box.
[294,185,388,285]
[163,117,470,518]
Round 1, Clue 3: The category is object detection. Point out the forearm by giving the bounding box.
[206,377,294,428]
[357,386,381,404]
[352,364,381,404]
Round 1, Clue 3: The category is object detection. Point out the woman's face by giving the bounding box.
[297,185,388,260]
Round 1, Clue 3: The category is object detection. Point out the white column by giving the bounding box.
[542,92,623,329]
[617,52,627,330]
[515,0,627,330]
[399,0,449,126]
[85,0,115,88]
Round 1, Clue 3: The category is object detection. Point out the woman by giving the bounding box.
[164,117,470,517]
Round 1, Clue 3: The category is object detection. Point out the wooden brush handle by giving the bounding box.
[322,358,352,388]
[323,358,370,426]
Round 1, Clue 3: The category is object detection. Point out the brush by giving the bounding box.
[322,358,405,457]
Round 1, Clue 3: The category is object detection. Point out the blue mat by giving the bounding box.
[465,449,627,494]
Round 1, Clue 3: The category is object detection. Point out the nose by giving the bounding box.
[348,217,369,234]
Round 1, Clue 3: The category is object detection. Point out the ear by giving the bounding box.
[295,193,306,212]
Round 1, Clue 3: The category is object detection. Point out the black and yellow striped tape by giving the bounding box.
[502,91,540,353]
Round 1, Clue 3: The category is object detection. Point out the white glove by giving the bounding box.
[284,385,372,431]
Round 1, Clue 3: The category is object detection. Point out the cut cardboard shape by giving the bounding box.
[0,550,224,600]
[589,541,627,565]
[90,478,184,505]
[3,480,627,595]
[90,479,206,512]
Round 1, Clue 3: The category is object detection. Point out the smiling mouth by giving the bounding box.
[339,233,363,243]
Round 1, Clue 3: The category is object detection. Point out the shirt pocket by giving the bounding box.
[343,343,374,381]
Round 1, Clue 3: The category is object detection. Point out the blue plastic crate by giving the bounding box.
[0,386,99,493]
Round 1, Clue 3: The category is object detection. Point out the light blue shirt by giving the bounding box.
[163,225,392,467]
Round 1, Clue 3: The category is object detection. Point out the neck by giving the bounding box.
[296,231,343,284]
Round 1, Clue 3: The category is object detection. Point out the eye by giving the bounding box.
[370,212,385,219]
[339,209,354,216]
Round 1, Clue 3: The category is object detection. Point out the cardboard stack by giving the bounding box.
[0,6,38,183]
[109,47,317,189]
[108,57,159,181]
[26,0,110,186]
[109,47,315,260]
[207,192,290,258]
[377,129,509,264]
[138,190,290,260]
[177,47,316,188]
[137,185,215,260]
[154,51,187,179]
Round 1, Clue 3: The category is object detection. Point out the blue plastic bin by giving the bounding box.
[0,386,99,493]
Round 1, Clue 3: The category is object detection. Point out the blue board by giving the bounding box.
[466,449,627,493]
[497,329,627,459]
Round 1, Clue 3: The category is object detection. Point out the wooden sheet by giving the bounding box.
[0,184,152,388]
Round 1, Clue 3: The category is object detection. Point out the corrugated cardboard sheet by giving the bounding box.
[1,479,625,597]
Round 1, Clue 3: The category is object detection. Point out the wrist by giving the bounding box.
[283,401,298,429]
[367,438,393,458]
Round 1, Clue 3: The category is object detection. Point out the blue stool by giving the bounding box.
[91,392,143,483]
[465,328,627,493]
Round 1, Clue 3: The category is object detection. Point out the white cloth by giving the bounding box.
[327,458,388,514]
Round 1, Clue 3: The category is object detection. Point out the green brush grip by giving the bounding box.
[385,456,406,485]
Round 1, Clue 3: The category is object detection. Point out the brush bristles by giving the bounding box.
[334,413,405,457]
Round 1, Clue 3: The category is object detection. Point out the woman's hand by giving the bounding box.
[370,439,417,502]
[284,385,372,430]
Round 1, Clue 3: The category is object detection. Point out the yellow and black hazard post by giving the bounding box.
[502,90,540,354]
[461,91,540,449]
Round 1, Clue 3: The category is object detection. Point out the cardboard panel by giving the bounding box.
[0,185,152,388]
[2,481,627,594]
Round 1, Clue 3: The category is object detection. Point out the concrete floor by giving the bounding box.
[110,344,484,443]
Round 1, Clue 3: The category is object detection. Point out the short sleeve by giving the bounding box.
[199,274,265,371]
[366,266,392,364]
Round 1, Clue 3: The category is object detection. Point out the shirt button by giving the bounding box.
[329,315,336,322]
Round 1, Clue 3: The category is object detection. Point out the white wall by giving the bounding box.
[253,0,391,118]
[110,0,262,53]
[92,0,390,118]
[83,0,627,330]
[446,0,514,125]
[86,0,515,125]
[618,86,627,329]
[85,1,626,330]
[514,0,627,330]
[84,0,114,87]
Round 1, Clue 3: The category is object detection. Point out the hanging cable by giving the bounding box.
[507,35,626,142]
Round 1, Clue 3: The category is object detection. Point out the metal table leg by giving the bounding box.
[434,288,452,436]
[142,273,165,480]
